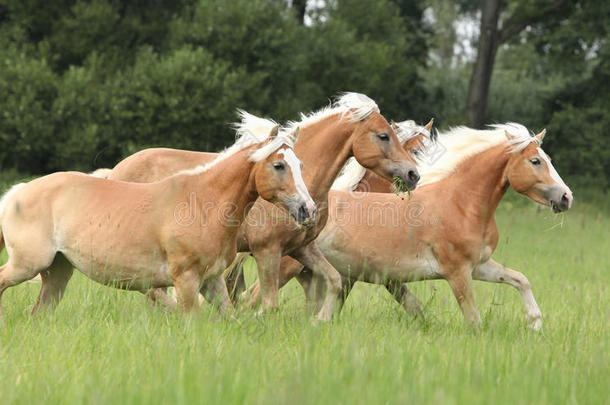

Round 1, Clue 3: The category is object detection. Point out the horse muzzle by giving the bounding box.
[289,197,317,225]
[547,186,573,213]
[393,167,420,191]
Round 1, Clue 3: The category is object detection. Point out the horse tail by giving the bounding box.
[0,183,26,254]
[224,252,251,303]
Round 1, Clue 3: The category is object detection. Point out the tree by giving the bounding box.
[466,0,571,128]
[292,0,307,24]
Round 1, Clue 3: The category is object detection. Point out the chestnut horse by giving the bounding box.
[256,124,572,330]
[106,93,421,320]
[0,126,315,317]
[238,118,435,308]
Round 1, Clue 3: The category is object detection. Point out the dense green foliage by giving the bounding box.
[0,0,427,172]
[0,0,608,183]
[0,196,608,404]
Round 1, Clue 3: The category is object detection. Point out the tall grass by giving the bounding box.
[0,186,608,404]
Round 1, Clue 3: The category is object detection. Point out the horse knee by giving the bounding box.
[511,273,532,292]
[326,271,342,294]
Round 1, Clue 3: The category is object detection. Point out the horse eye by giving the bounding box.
[377,133,389,141]
[530,157,541,165]
[272,162,285,170]
[410,149,419,156]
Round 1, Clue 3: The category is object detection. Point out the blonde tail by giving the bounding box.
[0,182,26,254]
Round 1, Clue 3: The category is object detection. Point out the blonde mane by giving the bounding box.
[331,119,433,192]
[284,92,379,134]
[172,110,293,177]
[418,122,540,186]
[216,93,380,150]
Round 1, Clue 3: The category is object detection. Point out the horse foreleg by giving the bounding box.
[385,281,424,319]
[443,264,482,328]
[252,247,283,313]
[473,259,542,331]
[291,242,342,322]
[248,255,304,307]
[171,269,202,314]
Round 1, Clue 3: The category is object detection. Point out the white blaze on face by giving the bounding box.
[536,147,573,198]
[278,148,316,215]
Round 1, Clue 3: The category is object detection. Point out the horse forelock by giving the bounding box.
[395,120,433,143]
[249,131,296,162]
[417,123,541,186]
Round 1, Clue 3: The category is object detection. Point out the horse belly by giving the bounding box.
[321,237,441,284]
[61,246,172,290]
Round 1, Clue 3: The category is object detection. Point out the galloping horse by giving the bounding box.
[0,126,315,317]
[106,93,421,321]
[238,118,435,308]
[258,124,572,329]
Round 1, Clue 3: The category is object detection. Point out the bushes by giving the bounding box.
[0,48,58,172]
[50,46,265,171]
[113,46,263,155]
[0,0,429,174]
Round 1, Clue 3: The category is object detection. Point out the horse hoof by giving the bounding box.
[528,317,543,332]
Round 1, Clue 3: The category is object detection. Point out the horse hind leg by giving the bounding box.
[385,281,425,319]
[297,269,349,315]
[0,258,49,320]
[200,276,233,316]
[141,288,178,311]
[31,253,73,315]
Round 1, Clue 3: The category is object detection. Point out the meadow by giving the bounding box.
[0,186,608,405]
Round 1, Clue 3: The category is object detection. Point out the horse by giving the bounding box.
[237,118,435,308]
[105,93,421,321]
[254,123,573,330]
[0,125,315,318]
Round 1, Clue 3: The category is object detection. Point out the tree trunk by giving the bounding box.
[466,0,502,128]
[292,0,307,25]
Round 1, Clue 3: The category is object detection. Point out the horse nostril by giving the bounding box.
[298,204,309,221]
[408,170,420,183]
[561,193,569,202]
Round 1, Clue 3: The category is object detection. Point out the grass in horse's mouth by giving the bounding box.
[392,177,411,198]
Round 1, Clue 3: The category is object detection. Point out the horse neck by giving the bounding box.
[295,114,357,202]
[439,144,511,227]
[176,148,259,224]
[356,171,393,193]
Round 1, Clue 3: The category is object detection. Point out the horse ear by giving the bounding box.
[269,125,280,140]
[505,130,516,140]
[291,127,300,143]
[535,128,547,143]
[390,120,400,131]
[424,118,434,131]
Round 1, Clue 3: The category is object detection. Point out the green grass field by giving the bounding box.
[0,189,608,404]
